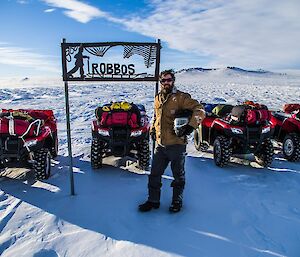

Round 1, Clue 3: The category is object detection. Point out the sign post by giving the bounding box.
[61,39,161,195]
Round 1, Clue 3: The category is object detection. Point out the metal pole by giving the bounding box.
[152,39,161,155]
[64,81,75,195]
[155,39,161,95]
[62,38,75,196]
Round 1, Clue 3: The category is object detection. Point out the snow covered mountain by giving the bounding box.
[174,67,299,93]
[0,73,300,257]
[176,66,284,76]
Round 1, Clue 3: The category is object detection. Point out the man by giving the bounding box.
[67,44,89,79]
[139,69,205,213]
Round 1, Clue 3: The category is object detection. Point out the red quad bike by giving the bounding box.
[91,101,150,169]
[270,103,300,161]
[194,103,274,167]
[0,109,58,179]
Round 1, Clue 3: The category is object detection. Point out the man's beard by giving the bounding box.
[161,85,173,95]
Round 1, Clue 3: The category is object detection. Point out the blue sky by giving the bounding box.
[0,0,300,78]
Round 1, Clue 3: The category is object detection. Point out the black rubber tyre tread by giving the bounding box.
[50,133,58,158]
[213,136,232,167]
[91,138,103,169]
[0,162,5,169]
[33,148,51,180]
[255,138,274,167]
[138,139,150,170]
[282,133,300,162]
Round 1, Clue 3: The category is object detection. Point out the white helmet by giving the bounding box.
[174,109,193,137]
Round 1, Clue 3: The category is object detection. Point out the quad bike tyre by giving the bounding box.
[282,133,300,162]
[138,139,150,170]
[91,138,104,169]
[194,128,209,151]
[213,136,232,167]
[33,148,51,180]
[51,132,59,158]
[254,138,274,167]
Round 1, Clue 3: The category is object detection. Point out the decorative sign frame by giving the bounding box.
[61,39,161,195]
[61,41,161,82]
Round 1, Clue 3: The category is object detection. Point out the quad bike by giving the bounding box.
[270,104,300,161]
[91,101,150,169]
[194,103,274,167]
[0,109,58,179]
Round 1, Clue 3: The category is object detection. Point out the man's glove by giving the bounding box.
[184,125,194,135]
[176,125,194,137]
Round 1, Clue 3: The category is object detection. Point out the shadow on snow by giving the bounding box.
[1,154,300,257]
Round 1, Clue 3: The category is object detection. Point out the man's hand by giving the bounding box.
[184,125,194,135]
[176,125,194,137]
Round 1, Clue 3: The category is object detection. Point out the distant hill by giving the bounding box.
[176,66,286,76]
[176,67,218,73]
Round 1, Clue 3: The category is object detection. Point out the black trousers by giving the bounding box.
[148,144,186,203]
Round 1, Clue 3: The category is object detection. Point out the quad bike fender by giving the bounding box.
[270,113,286,140]
[196,117,215,144]
[23,126,53,151]
[283,118,300,133]
[91,120,100,132]
[269,114,282,128]
[276,118,300,141]
[210,119,242,143]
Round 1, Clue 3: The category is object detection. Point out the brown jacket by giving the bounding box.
[151,87,205,146]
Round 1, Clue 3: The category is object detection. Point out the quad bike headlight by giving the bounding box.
[262,126,270,134]
[130,129,143,137]
[231,128,243,134]
[98,128,109,136]
[24,139,38,148]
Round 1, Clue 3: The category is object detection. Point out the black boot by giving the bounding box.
[169,201,182,213]
[138,201,160,212]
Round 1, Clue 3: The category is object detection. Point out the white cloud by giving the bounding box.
[17,0,29,4]
[0,44,60,73]
[40,0,300,69]
[119,0,300,69]
[42,0,111,23]
[44,8,56,13]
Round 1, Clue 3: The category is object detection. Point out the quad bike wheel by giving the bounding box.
[91,138,104,169]
[138,139,150,170]
[213,136,232,167]
[0,162,5,170]
[33,148,51,180]
[254,138,274,167]
[194,128,209,151]
[283,133,300,162]
[51,132,59,158]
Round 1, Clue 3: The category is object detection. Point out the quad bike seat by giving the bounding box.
[272,111,290,122]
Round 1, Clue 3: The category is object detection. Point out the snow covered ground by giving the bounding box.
[0,70,300,257]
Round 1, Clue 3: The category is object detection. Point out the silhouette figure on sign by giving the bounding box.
[67,45,89,79]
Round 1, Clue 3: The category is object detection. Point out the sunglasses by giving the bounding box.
[160,78,173,83]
